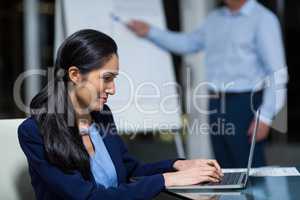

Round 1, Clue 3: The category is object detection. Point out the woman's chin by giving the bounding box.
[89,98,107,112]
[91,102,104,112]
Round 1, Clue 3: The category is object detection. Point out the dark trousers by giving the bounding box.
[209,91,266,168]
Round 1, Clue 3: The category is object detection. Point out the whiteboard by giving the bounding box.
[55,0,182,133]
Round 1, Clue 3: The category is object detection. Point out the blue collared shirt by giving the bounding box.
[89,123,118,188]
[147,0,288,124]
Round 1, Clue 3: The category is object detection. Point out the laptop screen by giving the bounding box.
[246,109,260,178]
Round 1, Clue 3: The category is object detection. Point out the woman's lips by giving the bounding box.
[99,97,107,103]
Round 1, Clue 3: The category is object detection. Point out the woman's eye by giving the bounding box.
[102,76,113,82]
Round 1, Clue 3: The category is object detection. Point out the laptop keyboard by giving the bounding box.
[207,172,244,185]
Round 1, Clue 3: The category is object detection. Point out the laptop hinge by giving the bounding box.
[239,173,247,184]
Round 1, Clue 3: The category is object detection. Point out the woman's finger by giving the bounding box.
[199,176,219,183]
[200,169,222,180]
[208,159,222,173]
[198,165,221,175]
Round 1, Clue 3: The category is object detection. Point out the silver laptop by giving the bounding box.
[168,109,261,190]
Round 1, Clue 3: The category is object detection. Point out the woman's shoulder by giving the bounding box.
[18,117,39,132]
[18,117,42,143]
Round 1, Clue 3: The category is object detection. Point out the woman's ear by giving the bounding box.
[68,66,82,84]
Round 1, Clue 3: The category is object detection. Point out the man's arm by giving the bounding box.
[256,12,288,125]
[127,20,206,55]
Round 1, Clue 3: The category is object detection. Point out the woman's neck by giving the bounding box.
[69,90,92,125]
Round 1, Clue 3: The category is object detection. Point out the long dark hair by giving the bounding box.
[30,29,118,180]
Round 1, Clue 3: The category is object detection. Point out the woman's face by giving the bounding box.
[71,54,119,112]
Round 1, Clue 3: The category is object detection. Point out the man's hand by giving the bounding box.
[248,118,270,142]
[127,20,150,37]
[173,159,222,174]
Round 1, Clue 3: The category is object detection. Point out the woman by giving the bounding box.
[18,29,223,200]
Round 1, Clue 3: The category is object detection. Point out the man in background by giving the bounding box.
[127,0,288,168]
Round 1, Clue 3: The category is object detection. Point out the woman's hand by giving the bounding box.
[173,159,222,174]
[163,165,223,187]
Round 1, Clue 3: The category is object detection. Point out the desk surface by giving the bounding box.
[165,167,300,200]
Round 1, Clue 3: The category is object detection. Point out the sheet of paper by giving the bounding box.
[251,167,300,176]
[222,167,300,177]
[107,0,182,132]
[64,0,114,35]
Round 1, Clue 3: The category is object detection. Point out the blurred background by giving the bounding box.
[1,0,299,162]
[0,1,300,198]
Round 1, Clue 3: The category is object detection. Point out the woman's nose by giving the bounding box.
[105,82,115,95]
